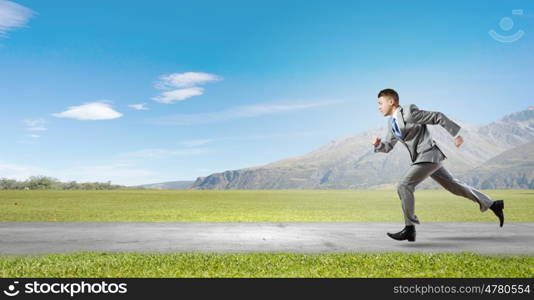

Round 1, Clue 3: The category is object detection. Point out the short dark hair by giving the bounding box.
[377,88,399,104]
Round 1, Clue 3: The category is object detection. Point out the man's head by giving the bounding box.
[377,88,399,116]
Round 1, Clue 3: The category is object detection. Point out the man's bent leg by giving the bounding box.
[430,166,494,212]
[398,162,442,225]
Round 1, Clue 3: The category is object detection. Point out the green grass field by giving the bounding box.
[1,189,533,222]
[1,252,532,278]
[1,189,533,278]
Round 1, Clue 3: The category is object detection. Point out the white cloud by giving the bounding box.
[23,118,47,131]
[152,72,222,104]
[129,103,148,110]
[0,0,34,37]
[152,87,204,104]
[18,119,46,143]
[52,102,123,120]
[151,100,347,125]
[155,72,222,89]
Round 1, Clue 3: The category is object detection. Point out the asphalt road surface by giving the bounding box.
[1,222,533,254]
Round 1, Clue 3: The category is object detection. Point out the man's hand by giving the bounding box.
[372,137,382,147]
[454,135,464,148]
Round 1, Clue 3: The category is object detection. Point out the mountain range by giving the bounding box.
[139,106,534,190]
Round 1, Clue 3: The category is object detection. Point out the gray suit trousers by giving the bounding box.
[397,162,495,226]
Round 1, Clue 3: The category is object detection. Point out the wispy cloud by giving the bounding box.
[155,72,222,89]
[152,87,204,104]
[152,72,222,104]
[0,0,34,37]
[118,148,209,160]
[151,99,346,125]
[177,139,216,147]
[129,103,149,110]
[17,118,46,143]
[177,130,327,147]
[52,102,123,120]
[23,118,47,131]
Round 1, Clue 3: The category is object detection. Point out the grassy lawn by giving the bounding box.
[1,189,533,222]
[0,252,532,278]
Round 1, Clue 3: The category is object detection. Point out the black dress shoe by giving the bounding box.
[490,200,504,227]
[387,225,416,242]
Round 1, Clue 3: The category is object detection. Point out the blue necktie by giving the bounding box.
[391,118,403,139]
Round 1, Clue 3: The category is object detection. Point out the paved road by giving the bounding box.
[1,222,533,254]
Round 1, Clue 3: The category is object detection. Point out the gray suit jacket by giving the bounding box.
[374,104,461,164]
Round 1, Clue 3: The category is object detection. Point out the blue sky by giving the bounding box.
[0,0,533,185]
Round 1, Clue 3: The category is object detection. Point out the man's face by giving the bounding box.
[377,96,396,116]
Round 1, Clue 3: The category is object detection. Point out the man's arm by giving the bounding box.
[405,104,461,137]
[373,123,398,153]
